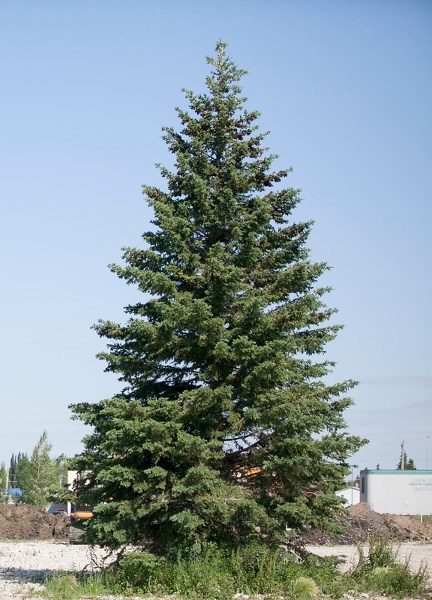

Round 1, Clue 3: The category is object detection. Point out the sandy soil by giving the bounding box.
[0,540,431,600]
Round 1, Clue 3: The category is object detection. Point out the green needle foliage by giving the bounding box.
[70,42,366,554]
[13,432,67,510]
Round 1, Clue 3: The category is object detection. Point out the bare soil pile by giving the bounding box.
[0,505,69,540]
[1,502,432,544]
[299,503,432,545]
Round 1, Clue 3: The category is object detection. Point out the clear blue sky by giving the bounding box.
[1,1,431,476]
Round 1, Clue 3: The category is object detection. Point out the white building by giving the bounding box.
[360,469,432,515]
[336,486,360,506]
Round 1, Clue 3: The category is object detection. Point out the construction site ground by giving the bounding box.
[299,502,432,544]
[1,502,432,544]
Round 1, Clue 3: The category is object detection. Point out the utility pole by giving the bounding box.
[401,440,405,470]
[350,464,358,505]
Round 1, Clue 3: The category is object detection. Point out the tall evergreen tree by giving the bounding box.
[9,452,29,489]
[8,455,17,488]
[71,42,366,553]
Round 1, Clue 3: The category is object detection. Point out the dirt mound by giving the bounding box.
[299,503,432,545]
[1,502,431,545]
[0,505,69,540]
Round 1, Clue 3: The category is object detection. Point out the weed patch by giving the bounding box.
[41,539,431,599]
[350,535,429,598]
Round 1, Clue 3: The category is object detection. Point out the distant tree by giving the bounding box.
[397,450,416,470]
[8,455,16,486]
[16,432,67,509]
[0,462,8,504]
[14,454,31,490]
[71,42,367,554]
[9,452,28,489]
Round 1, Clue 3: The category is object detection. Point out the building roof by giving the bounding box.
[361,469,432,475]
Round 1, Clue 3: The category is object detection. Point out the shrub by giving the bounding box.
[292,576,321,599]
[100,543,341,599]
[351,536,429,598]
[115,550,164,590]
[358,563,429,598]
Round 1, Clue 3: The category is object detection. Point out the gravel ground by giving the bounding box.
[0,540,431,599]
[306,541,432,575]
[0,541,117,600]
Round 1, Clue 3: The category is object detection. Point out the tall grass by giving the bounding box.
[351,534,429,599]
[44,543,332,599]
[43,537,431,600]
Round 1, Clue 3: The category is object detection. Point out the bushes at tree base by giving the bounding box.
[105,544,330,598]
[44,539,429,600]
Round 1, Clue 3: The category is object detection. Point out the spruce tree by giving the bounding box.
[9,452,28,489]
[71,42,366,553]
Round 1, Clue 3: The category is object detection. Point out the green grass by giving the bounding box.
[41,538,431,600]
[412,514,432,524]
[350,534,430,599]
[42,572,127,600]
